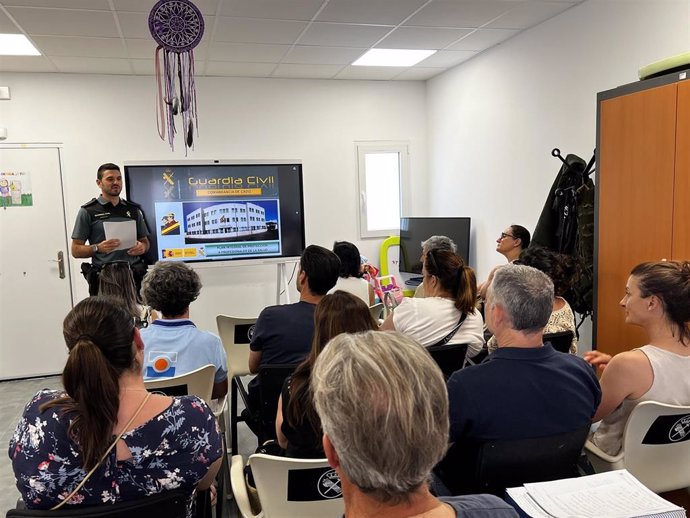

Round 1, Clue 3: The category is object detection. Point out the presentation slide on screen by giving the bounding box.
[154,168,282,261]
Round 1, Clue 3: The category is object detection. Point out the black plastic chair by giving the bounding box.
[436,423,590,497]
[6,489,189,518]
[257,363,298,444]
[427,343,468,379]
[543,330,574,354]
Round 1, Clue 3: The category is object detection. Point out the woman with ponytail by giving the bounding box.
[9,297,222,512]
[584,260,690,456]
[381,249,485,359]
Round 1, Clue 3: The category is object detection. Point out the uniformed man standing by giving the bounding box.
[71,163,150,296]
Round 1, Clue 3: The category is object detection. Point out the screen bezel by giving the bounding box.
[398,216,471,274]
[124,160,306,266]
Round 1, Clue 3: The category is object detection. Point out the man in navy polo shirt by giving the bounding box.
[71,163,150,295]
[438,264,601,494]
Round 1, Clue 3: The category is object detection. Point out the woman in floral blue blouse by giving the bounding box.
[8,296,223,513]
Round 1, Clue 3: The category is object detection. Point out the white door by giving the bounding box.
[0,145,73,379]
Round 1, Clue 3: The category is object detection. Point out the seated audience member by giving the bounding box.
[9,297,222,511]
[438,265,600,494]
[275,291,378,458]
[585,261,690,456]
[311,330,518,518]
[140,261,228,399]
[246,245,340,418]
[381,249,485,359]
[478,224,530,299]
[488,246,578,354]
[414,235,457,298]
[329,241,374,305]
[98,261,156,328]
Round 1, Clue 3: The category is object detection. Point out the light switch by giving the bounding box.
[0,87,10,100]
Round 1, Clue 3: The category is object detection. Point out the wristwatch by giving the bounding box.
[92,244,98,254]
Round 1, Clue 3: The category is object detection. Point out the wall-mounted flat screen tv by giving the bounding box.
[124,161,305,264]
[399,217,471,280]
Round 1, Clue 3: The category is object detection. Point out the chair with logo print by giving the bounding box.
[585,401,690,493]
[216,315,258,454]
[144,363,215,403]
[230,453,344,518]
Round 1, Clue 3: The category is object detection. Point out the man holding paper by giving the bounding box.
[71,163,150,295]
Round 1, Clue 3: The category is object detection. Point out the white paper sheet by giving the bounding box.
[103,220,137,250]
[523,470,684,518]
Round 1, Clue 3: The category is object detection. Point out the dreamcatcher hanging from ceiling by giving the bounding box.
[149,0,204,154]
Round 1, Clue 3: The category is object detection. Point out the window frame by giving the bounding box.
[356,141,409,239]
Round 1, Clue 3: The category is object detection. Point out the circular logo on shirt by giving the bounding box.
[317,469,342,499]
[669,415,690,442]
[153,356,171,373]
[247,324,256,341]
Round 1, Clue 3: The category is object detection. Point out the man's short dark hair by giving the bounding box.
[141,262,201,317]
[300,245,340,295]
[97,163,120,180]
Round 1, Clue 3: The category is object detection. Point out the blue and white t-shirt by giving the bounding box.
[140,319,228,383]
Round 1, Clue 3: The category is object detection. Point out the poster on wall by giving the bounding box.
[0,171,33,207]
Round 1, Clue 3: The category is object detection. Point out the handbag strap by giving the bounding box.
[51,392,152,510]
[431,312,468,348]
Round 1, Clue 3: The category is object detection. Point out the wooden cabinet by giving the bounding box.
[595,73,690,356]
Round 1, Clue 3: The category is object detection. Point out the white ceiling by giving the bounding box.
[0,0,582,80]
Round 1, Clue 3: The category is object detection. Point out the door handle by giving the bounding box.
[48,251,66,279]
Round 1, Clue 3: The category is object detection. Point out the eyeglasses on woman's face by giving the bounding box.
[499,232,516,240]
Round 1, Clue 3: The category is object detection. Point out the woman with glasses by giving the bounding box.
[478,224,531,300]
[98,262,156,328]
[381,250,485,359]
[584,261,690,456]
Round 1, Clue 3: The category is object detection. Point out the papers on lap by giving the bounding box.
[507,469,685,518]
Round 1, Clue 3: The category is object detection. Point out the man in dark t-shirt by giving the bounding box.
[437,265,601,494]
[245,245,340,428]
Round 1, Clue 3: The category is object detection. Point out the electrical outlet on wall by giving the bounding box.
[0,87,10,100]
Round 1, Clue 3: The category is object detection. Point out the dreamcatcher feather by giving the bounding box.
[149,0,204,154]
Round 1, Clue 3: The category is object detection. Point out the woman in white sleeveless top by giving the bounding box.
[329,241,374,305]
[585,261,690,456]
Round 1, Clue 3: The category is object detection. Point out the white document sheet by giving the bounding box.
[103,220,137,250]
[523,470,684,518]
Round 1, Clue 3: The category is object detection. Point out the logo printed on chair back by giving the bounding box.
[234,323,255,344]
[641,413,690,444]
[146,351,178,378]
[287,467,342,501]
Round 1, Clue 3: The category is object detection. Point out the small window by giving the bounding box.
[357,142,408,239]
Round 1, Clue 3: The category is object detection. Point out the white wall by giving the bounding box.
[426,0,690,349]
[0,74,428,333]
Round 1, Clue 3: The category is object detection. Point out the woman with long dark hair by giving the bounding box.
[381,250,485,359]
[9,297,222,512]
[274,291,378,457]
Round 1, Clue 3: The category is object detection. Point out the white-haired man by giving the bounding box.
[312,330,518,518]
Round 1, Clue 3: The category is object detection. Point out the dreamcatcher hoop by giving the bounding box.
[149,0,204,154]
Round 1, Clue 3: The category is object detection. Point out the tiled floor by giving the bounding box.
[0,376,258,517]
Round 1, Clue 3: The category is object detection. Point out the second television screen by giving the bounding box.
[399,217,471,274]
[125,163,305,264]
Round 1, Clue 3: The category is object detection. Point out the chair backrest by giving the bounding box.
[249,454,344,518]
[6,489,189,517]
[144,364,215,404]
[474,423,590,496]
[257,363,298,442]
[368,302,384,322]
[621,401,690,493]
[543,330,574,354]
[427,343,468,378]
[216,315,257,378]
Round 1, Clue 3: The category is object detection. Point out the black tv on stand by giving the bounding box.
[398,217,471,285]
